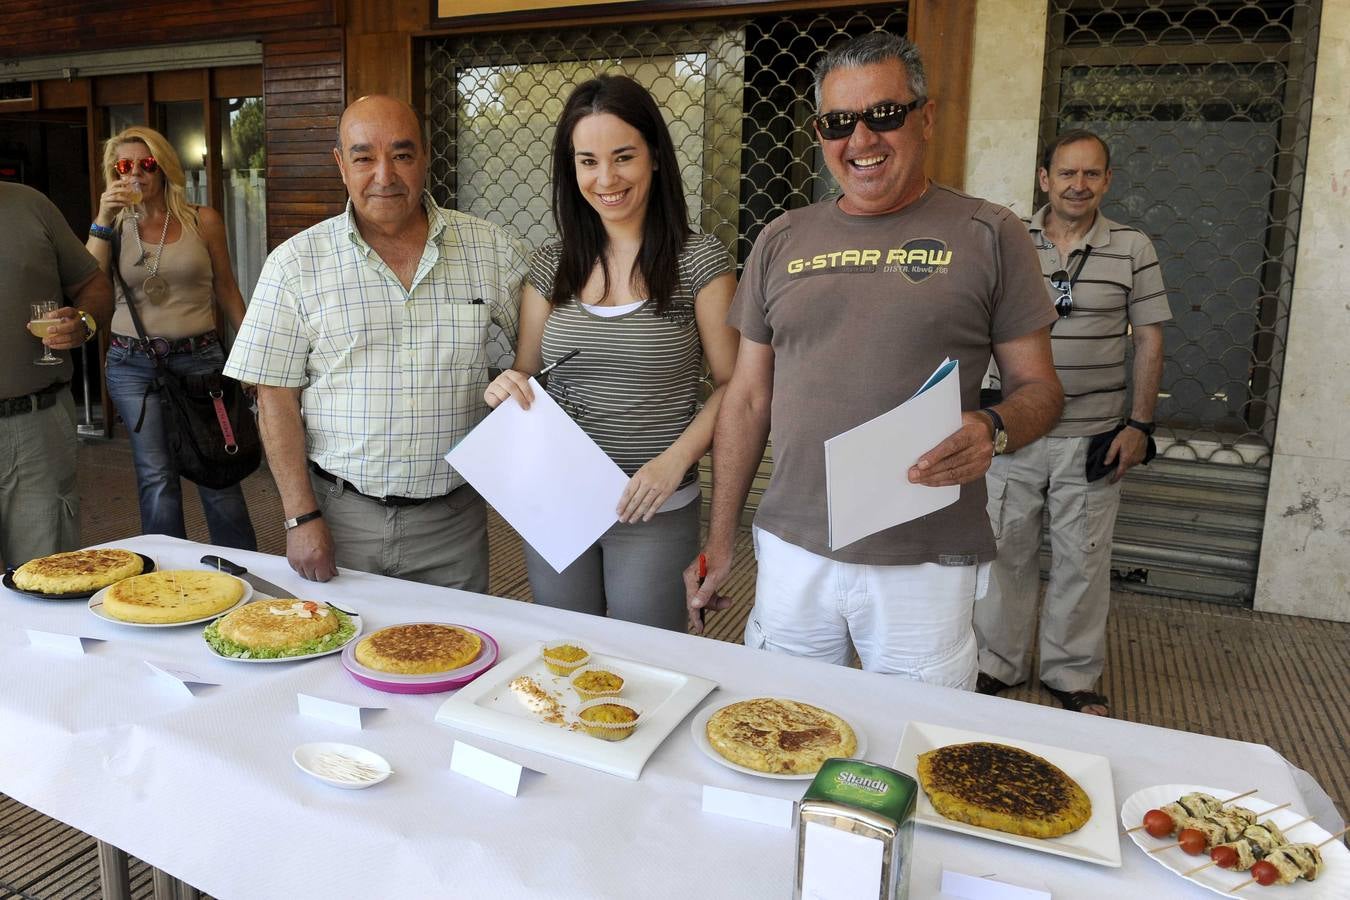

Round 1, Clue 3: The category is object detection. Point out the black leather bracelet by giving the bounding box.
[1125,418,1156,435]
[283,509,323,530]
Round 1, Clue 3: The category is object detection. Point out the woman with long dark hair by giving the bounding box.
[85,126,256,549]
[485,75,739,630]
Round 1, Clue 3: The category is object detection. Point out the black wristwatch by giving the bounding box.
[1125,418,1156,436]
[284,509,323,530]
[978,407,1009,455]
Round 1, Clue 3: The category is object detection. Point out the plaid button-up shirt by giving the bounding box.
[225,194,526,498]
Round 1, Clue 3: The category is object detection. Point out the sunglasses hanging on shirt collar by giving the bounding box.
[1050,269,1073,318]
[812,98,926,140]
[1050,247,1094,319]
[113,156,159,176]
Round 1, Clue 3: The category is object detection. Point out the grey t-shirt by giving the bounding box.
[730,185,1056,565]
[0,183,100,397]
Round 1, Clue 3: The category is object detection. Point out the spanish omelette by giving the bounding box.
[103,570,244,624]
[13,548,143,595]
[706,698,857,775]
[216,599,340,650]
[916,742,1091,838]
[354,623,481,674]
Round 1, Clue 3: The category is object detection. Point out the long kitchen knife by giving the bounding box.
[199,554,295,598]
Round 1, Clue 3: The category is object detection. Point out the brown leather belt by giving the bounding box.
[111,331,219,358]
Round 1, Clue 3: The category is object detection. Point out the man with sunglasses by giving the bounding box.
[686,33,1061,690]
[974,129,1171,716]
[0,182,113,564]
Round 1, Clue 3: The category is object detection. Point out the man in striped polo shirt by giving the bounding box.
[974,129,1171,716]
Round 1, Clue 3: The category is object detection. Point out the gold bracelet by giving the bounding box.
[78,310,97,341]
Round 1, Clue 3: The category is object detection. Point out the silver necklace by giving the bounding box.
[132,210,172,301]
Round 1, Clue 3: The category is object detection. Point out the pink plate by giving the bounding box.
[341,623,498,694]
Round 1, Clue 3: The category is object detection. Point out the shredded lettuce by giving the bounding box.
[203,608,356,660]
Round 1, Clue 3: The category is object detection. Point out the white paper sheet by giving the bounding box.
[824,358,962,550]
[445,377,629,572]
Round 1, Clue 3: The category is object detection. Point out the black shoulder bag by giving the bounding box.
[110,228,261,490]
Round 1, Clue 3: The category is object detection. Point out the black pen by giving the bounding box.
[536,349,580,378]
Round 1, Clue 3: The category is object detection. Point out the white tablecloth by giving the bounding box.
[0,536,1322,898]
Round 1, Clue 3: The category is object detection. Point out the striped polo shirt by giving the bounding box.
[528,232,733,488]
[1027,207,1172,437]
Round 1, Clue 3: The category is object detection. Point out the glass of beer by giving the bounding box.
[29,301,62,366]
[127,180,143,220]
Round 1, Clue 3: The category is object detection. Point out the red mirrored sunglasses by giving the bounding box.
[113,157,159,176]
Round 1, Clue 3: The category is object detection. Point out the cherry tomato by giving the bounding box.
[1210,845,1238,869]
[1251,860,1279,886]
[302,601,318,612]
[1178,827,1208,855]
[1143,809,1174,838]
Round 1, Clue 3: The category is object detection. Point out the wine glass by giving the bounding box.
[29,301,63,366]
[124,177,143,220]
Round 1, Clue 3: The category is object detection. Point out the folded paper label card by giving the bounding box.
[26,629,86,654]
[940,869,1052,900]
[145,660,214,698]
[702,785,794,829]
[297,693,365,729]
[450,740,528,797]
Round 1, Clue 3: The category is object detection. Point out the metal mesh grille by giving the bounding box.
[1042,0,1322,466]
[424,7,906,265]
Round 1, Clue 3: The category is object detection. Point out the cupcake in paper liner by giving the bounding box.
[569,664,625,702]
[540,640,590,677]
[576,698,643,742]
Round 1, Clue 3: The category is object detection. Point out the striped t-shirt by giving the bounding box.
[1027,207,1172,437]
[528,232,733,488]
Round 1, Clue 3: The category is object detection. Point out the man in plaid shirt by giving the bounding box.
[225,95,526,590]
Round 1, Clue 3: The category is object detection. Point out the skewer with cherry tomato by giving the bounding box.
[1150,805,1285,856]
[1184,815,1311,876]
[1132,789,1257,837]
[1229,826,1347,891]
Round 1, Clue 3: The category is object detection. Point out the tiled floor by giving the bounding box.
[3,436,1347,897]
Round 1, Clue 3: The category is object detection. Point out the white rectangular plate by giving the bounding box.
[894,721,1122,867]
[435,643,717,780]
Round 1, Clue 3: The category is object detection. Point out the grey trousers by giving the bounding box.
[523,498,700,632]
[0,393,79,566]
[974,435,1123,692]
[310,470,489,592]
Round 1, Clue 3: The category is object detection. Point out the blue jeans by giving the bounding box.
[105,340,257,550]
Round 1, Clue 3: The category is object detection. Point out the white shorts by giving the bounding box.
[745,527,989,690]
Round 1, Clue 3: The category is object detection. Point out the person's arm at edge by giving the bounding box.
[485,281,550,409]
[683,335,773,633]
[1104,322,1164,482]
[45,269,114,351]
[618,271,739,523]
[910,325,1062,487]
[198,206,248,333]
[258,385,337,582]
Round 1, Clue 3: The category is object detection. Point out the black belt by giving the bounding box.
[0,382,66,419]
[309,463,456,508]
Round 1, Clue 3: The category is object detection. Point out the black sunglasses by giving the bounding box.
[1050,269,1073,318]
[812,98,926,140]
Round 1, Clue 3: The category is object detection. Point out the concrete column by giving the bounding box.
[1254,3,1350,622]
[962,0,1049,215]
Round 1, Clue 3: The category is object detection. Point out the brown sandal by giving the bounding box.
[1041,682,1110,716]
